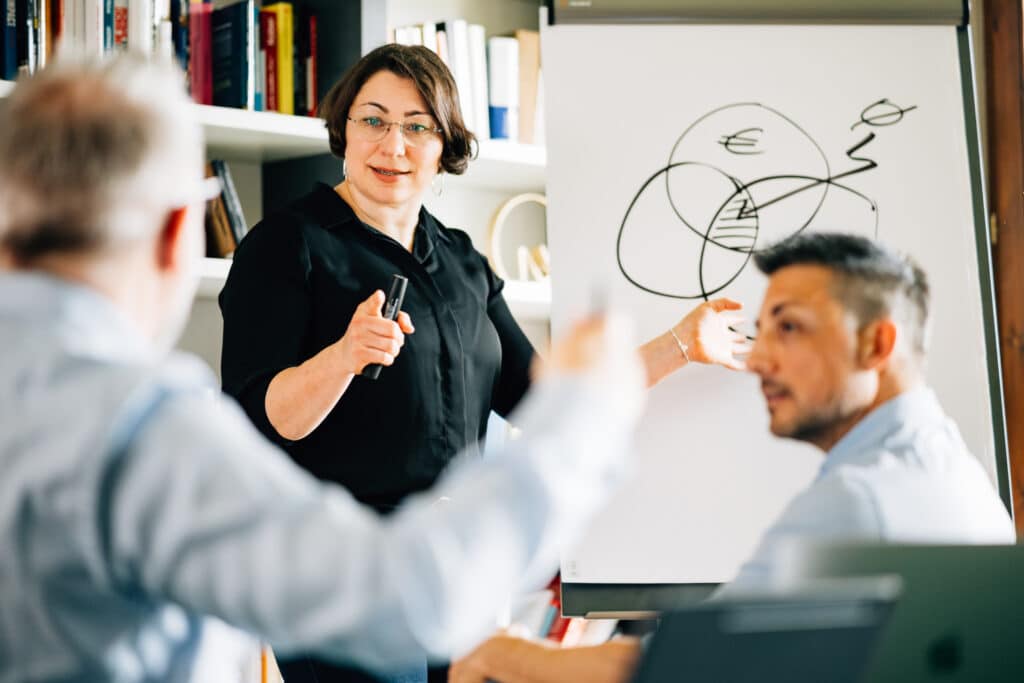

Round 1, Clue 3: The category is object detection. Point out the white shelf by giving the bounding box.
[198,105,329,162]
[458,139,546,192]
[0,80,12,97]
[196,257,551,321]
[197,256,232,299]
[503,279,552,321]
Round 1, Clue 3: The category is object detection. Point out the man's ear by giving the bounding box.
[155,206,190,272]
[857,318,897,370]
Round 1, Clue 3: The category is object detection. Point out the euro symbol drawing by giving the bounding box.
[718,127,764,155]
[852,98,918,131]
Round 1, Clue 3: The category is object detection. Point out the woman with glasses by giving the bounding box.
[218,43,747,683]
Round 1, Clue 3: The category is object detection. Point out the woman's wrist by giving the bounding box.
[668,325,690,366]
[326,336,358,378]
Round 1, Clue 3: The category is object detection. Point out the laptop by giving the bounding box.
[790,543,1024,682]
[632,577,900,683]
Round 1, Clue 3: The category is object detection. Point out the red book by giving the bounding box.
[544,574,572,643]
[189,2,213,105]
[306,13,317,116]
[260,9,277,112]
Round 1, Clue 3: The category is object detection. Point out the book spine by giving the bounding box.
[127,0,151,53]
[2,0,16,79]
[210,3,234,107]
[260,9,276,111]
[515,30,540,145]
[434,27,449,67]
[24,0,35,74]
[212,159,247,245]
[204,164,235,257]
[487,37,519,140]
[112,0,126,50]
[102,0,111,50]
[292,5,305,116]
[445,19,474,132]
[245,0,254,110]
[171,0,188,72]
[188,0,211,105]
[271,3,292,115]
[467,23,490,140]
[306,12,316,115]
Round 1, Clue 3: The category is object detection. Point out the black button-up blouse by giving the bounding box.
[219,183,536,510]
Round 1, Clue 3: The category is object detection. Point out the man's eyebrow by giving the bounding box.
[770,301,795,317]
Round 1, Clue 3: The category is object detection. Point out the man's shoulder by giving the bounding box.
[818,444,1014,544]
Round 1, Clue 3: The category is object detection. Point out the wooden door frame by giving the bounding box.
[983,0,1024,534]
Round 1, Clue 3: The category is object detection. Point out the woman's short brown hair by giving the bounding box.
[320,43,477,175]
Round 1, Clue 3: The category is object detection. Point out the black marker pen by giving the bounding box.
[361,274,409,380]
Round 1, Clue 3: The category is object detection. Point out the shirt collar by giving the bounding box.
[0,271,155,363]
[310,182,451,262]
[820,385,943,477]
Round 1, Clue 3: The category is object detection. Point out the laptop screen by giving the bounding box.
[632,578,899,683]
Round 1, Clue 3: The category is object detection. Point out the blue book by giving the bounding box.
[1,0,16,80]
[171,0,189,73]
[104,0,113,50]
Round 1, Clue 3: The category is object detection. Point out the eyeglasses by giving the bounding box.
[346,115,443,145]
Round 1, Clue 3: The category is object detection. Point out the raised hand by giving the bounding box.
[672,298,751,371]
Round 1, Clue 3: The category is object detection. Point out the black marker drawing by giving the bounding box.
[852,98,918,131]
[718,127,764,155]
[616,101,915,316]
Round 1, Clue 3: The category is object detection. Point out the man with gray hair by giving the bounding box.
[0,54,648,681]
[449,232,1014,683]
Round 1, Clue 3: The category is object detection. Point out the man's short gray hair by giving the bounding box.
[0,52,204,262]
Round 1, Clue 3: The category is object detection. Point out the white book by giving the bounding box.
[467,24,490,140]
[82,0,104,57]
[443,19,474,133]
[486,36,519,140]
[407,25,422,47]
[36,0,46,68]
[60,1,77,55]
[248,1,257,110]
[420,22,437,55]
[154,0,172,58]
[128,0,153,54]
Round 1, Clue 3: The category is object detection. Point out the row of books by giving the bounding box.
[392,21,544,146]
[187,0,318,115]
[1,0,177,80]
[509,575,618,647]
[1,1,318,117]
[204,158,248,258]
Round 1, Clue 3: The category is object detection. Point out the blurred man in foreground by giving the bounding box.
[0,54,648,681]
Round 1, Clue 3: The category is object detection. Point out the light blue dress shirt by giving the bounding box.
[729,386,1015,590]
[0,272,636,682]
